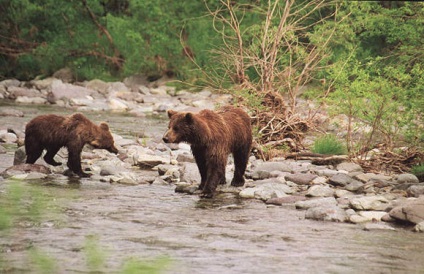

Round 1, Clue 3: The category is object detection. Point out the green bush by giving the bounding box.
[411,164,424,182]
[312,134,347,155]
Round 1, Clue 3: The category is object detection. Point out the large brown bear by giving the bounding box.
[163,106,252,198]
[25,113,118,177]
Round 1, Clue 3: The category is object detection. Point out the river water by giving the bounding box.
[1,103,424,274]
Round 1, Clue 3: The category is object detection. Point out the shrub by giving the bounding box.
[411,164,424,182]
[312,134,346,155]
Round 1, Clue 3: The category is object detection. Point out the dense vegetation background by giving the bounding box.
[0,0,423,169]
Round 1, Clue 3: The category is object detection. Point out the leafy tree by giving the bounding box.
[320,1,424,155]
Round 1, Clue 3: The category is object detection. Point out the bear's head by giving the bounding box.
[163,110,197,144]
[90,123,119,154]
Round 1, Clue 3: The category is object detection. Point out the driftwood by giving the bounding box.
[285,152,348,165]
[354,148,424,174]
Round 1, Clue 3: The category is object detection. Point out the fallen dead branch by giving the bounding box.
[353,148,424,174]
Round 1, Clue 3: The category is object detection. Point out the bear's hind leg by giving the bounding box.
[230,146,250,187]
[43,146,62,166]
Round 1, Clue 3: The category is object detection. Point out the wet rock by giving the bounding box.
[49,79,98,103]
[30,77,55,90]
[84,79,111,95]
[389,196,424,224]
[137,174,157,184]
[407,185,424,197]
[108,98,129,111]
[123,74,149,92]
[164,168,180,183]
[15,96,48,104]
[334,189,355,198]
[11,172,49,180]
[306,185,334,197]
[13,146,26,165]
[7,86,41,99]
[0,131,17,143]
[251,162,293,180]
[1,164,51,178]
[285,173,317,185]
[354,211,387,222]
[136,154,170,169]
[109,172,138,185]
[354,173,392,184]
[295,197,338,210]
[381,213,396,222]
[266,195,307,205]
[311,176,328,185]
[336,162,363,173]
[0,108,24,117]
[252,178,291,189]
[395,173,419,185]
[156,164,176,176]
[305,205,348,222]
[175,182,199,194]
[414,222,424,232]
[99,163,128,176]
[53,68,74,83]
[179,162,201,184]
[363,222,396,231]
[345,180,365,192]
[349,214,369,224]
[349,195,390,211]
[176,153,195,163]
[328,173,360,187]
[239,183,289,200]
[313,168,343,177]
[0,79,20,89]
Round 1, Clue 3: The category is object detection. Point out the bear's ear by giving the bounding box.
[185,113,194,123]
[167,110,177,118]
[99,122,109,131]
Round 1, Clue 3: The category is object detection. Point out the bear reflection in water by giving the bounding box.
[163,106,252,198]
[24,113,118,177]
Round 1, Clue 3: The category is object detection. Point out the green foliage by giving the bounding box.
[312,134,347,155]
[411,164,424,179]
[318,1,424,153]
[29,248,58,274]
[0,181,172,272]
[0,0,423,156]
[84,235,107,272]
[121,256,172,274]
[0,181,47,233]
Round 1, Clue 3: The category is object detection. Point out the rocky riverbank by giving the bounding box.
[0,75,423,233]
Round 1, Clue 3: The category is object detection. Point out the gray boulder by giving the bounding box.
[389,196,424,224]
[305,205,348,222]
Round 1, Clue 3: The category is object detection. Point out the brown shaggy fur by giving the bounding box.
[25,113,118,177]
[163,106,252,197]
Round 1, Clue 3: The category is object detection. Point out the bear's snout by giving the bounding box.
[163,130,170,143]
[109,146,119,154]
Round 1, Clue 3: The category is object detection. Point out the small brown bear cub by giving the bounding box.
[25,113,118,177]
[163,106,252,198]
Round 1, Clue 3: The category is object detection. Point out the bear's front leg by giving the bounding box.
[67,148,90,177]
[192,146,208,191]
[201,159,226,198]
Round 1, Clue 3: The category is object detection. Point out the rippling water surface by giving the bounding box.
[1,103,423,273]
